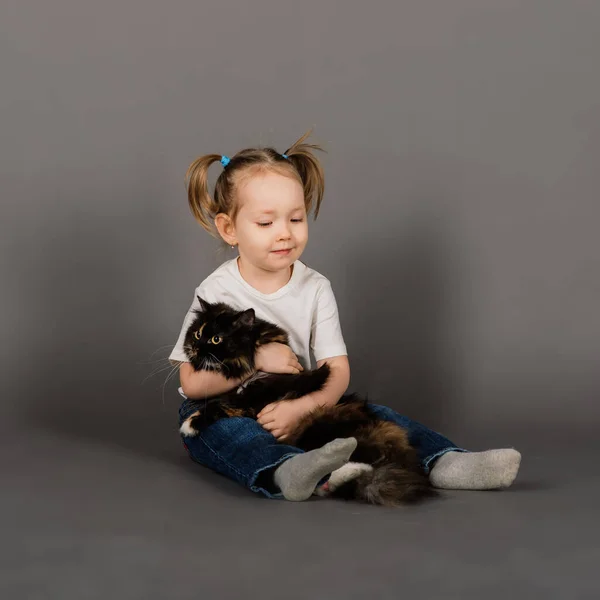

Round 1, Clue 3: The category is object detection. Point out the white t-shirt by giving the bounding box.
[169,259,347,398]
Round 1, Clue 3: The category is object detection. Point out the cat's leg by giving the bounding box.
[367,403,521,490]
[244,367,331,407]
[179,410,202,436]
[179,400,230,436]
[314,462,373,497]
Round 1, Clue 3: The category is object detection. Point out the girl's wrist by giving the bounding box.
[298,394,320,412]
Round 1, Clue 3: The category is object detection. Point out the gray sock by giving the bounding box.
[429,449,522,490]
[274,438,358,501]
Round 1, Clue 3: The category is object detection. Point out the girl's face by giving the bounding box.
[231,171,308,273]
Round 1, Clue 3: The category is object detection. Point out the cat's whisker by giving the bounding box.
[141,361,176,385]
[137,357,171,377]
[161,363,182,405]
[142,362,172,381]
[208,353,229,373]
[138,356,174,366]
[143,357,173,374]
[137,344,177,364]
[201,356,219,371]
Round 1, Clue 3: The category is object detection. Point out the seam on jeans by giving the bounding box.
[248,452,300,498]
[248,452,299,486]
[184,427,301,482]
[423,447,468,473]
[187,433,247,480]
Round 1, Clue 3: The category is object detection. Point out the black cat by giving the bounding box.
[178,297,437,506]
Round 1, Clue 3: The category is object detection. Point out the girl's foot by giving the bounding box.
[274,438,357,501]
[429,449,521,490]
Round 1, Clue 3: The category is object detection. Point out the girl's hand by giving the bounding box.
[255,342,304,375]
[257,396,315,441]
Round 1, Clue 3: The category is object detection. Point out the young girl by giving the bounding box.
[169,131,521,501]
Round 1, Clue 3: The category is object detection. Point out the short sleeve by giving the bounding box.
[310,279,347,362]
[168,282,218,366]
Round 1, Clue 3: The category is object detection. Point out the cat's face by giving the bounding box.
[183,297,256,376]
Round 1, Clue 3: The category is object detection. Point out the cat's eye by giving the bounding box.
[194,330,201,340]
[209,335,222,344]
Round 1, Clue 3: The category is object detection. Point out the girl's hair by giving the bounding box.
[185,130,325,237]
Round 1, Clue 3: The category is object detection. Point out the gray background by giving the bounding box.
[1,1,599,598]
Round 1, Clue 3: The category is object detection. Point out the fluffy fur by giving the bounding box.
[179,297,437,506]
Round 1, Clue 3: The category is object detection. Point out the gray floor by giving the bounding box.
[2,410,598,600]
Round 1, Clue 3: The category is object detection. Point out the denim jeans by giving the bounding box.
[178,399,466,499]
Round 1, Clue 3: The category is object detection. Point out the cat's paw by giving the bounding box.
[179,412,201,437]
[327,462,373,492]
[313,462,373,497]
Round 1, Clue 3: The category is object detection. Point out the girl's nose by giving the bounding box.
[277,225,291,240]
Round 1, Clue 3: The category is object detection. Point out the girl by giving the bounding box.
[169,131,521,501]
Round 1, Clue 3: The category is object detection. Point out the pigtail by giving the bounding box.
[284,130,326,219]
[185,154,223,236]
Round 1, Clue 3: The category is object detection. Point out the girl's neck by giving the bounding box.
[236,256,293,294]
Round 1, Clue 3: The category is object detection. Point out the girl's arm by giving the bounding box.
[256,355,350,441]
[307,355,351,408]
[179,362,246,399]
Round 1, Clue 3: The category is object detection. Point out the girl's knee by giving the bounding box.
[367,402,397,421]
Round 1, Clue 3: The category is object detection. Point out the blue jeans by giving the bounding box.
[178,399,466,499]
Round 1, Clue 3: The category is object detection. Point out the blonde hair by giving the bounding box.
[185,130,325,237]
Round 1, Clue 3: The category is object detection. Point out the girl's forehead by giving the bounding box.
[237,171,304,208]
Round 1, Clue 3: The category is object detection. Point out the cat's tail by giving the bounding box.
[293,362,331,396]
[329,462,438,506]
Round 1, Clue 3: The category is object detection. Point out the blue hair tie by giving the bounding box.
[282,154,288,159]
[220,155,230,167]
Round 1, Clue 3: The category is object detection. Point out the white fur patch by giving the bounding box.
[314,462,373,496]
[179,418,199,437]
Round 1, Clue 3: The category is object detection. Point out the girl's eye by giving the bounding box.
[291,218,304,223]
[257,222,272,227]
[209,335,222,344]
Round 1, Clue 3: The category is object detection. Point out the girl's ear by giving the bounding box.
[215,213,238,246]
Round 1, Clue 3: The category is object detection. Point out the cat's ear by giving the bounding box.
[232,308,255,329]
[196,296,212,313]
